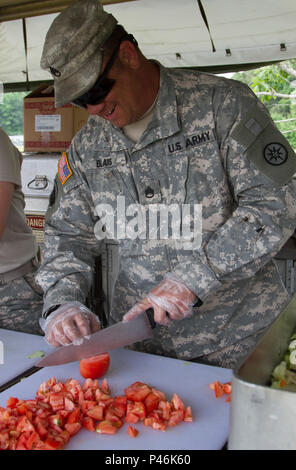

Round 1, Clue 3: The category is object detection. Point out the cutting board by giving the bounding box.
[0,344,232,450]
[0,328,53,386]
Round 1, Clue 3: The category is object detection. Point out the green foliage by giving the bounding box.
[232,60,296,149]
[0,92,26,136]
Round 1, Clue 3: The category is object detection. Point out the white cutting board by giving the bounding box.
[0,344,232,450]
[0,329,53,386]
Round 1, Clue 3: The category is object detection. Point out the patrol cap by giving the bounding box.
[40,0,118,108]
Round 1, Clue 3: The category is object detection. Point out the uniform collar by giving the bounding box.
[105,63,181,152]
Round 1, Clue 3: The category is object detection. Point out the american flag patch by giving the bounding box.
[58,152,72,184]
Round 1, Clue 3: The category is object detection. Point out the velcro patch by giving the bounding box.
[58,152,72,184]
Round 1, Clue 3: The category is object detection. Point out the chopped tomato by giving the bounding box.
[6,397,19,409]
[96,420,119,434]
[209,381,225,398]
[66,408,80,424]
[150,417,167,431]
[125,409,139,424]
[171,393,186,412]
[0,375,193,450]
[131,401,146,420]
[125,382,152,402]
[168,410,184,427]
[26,431,43,450]
[108,399,127,419]
[81,416,96,432]
[79,353,110,379]
[44,434,63,450]
[85,406,104,421]
[158,400,171,420]
[222,382,232,395]
[0,431,10,450]
[209,380,232,399]
[101,378,110,395]
[16,416,35,433]
[65,422,82,436]
[127,426,139,438]
[16,432,30,450]
[49,392,64,412]
[184,406,193,422]
[34,419,48,439]
[64,397,75,411]
[144,392,159,415]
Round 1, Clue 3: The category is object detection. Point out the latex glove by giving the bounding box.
[123,273,197,326]
[40,301,100,347]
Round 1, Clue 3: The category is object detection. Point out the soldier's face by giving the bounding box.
[86,42,158,128]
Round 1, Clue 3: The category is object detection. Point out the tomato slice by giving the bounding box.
[79,353,110,379]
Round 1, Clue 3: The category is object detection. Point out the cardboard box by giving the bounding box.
[24,84,89,152]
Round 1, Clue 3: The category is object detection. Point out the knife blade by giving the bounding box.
[36,309,156,367]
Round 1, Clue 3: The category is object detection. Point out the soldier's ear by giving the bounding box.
[118,40,140,69]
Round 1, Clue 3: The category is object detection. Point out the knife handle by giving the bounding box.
[145,308,171,329]
[145,308,157,329]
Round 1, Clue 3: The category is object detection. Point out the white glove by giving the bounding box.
[40,301,100,347]
[123,273,197,326]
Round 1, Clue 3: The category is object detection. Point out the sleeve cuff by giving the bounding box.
[172,258,221,300]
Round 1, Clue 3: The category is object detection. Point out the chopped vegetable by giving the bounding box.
[26,351,45,359]
[127,425,139,438]
[0,377,192,450]
[270,327,296,391]
[209,381,232,402]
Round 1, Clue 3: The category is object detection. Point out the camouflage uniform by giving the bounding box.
[0,262,44,335]
[37,65,296,367]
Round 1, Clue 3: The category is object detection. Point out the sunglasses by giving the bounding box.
[72,35,137,109]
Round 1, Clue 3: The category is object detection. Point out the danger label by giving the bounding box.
[26,215,45,230]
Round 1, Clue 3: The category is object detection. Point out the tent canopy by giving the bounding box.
[0,0,296,91]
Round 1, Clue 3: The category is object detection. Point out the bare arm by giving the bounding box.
[0,181,14,240]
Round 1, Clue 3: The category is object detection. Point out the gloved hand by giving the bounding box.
[123,273,197,326]
[40,301,100,347]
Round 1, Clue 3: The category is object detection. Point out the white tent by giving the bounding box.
[0,0,296,90]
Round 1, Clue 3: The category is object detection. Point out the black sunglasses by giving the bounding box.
[72,34,137,109]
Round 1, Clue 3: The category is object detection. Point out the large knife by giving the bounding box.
[35,309,157,368]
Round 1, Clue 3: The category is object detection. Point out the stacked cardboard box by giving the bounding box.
[23,84,89,152]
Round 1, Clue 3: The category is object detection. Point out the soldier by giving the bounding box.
[37,0,296,368]
[0,128,43,335]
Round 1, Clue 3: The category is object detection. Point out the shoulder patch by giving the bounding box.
[230,107,296,187]
[263,142,288,166]
[58,152,73,184]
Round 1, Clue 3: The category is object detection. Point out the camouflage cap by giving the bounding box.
[40,0,117,108]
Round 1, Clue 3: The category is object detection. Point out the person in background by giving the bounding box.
[37,0,296,368]
[0,127,43,335]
